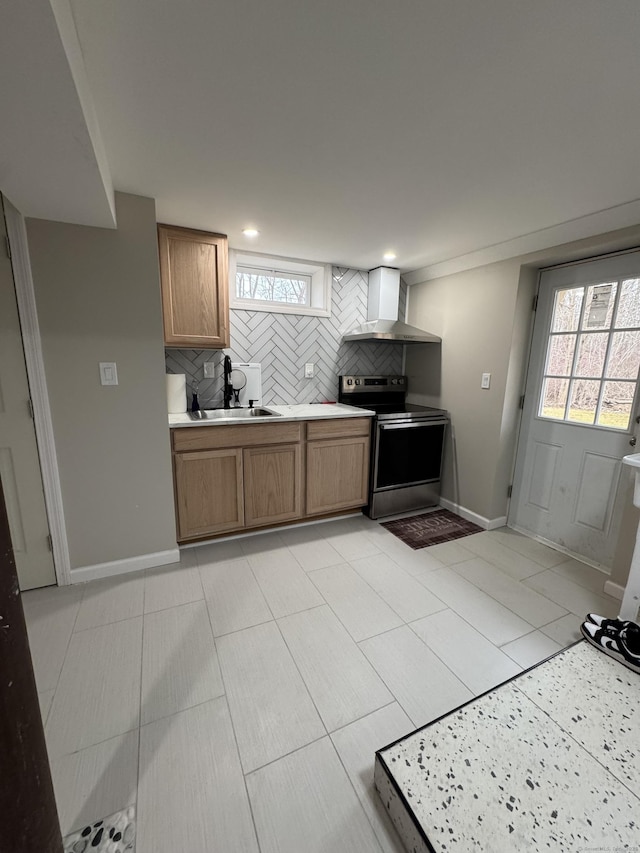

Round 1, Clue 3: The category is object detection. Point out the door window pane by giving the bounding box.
[539,378,569,419]
[567,380,600,424]
[606,331,640,380]
[575,333,608,378]
[598,381,635,429]
[539,276,639,431]
[584,282,617,329]
[546,335,576,376]
[615,279,640,328]
[551,288,584,332]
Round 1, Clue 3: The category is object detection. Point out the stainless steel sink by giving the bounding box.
[187,407,280,421]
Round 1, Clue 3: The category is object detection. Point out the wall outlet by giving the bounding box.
[203,361,216,378]
[481,372,491,389]
[99,362,118,386]
[304,363,315,378]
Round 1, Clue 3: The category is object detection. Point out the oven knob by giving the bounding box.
[347,379,353,385]
[391,379,397,385]
[399,378,405,384]
[355,379,361,385]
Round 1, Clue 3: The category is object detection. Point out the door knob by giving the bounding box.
[630,436,637,447]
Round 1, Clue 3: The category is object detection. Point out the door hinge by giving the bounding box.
[519,395,525,409]
[46,534,53,552]
[507,485,513,498]
[27,398,34,419]
[4,235,10,260]
[532,294,538,312]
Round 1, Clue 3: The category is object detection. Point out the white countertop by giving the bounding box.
[376,641,640,852]
[168,402,375,427]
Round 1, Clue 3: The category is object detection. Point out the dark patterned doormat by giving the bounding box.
[381,508,483,549]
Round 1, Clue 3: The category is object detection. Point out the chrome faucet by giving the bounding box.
[223,355,233,409]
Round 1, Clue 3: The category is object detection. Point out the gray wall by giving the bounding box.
[166,269,406,405]
[27,192,177,570]
[406,259,525,522]
[406,224,640,584]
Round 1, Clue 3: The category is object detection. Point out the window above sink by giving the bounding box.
[229,250,331,318]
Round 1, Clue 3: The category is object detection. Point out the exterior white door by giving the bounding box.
[0,207,55,589]
[510,253,640,569]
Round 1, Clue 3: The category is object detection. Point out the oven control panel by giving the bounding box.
[340,375,407,393]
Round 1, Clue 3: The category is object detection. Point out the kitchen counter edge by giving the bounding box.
[168,403,375,428]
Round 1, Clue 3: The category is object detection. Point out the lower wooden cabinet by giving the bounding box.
[174,448,243,538]
[243,444,302,526]
[306,436,370,515]
[172,417,371,542]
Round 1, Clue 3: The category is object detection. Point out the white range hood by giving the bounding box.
[342,267,441,344]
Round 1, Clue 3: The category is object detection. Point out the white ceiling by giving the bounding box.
[5,0,640,275]
[0,0,115,227]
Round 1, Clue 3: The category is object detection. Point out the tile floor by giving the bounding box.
[22,517,620,853]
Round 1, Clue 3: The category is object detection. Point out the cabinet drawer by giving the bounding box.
[305,417,371,440]
[172,422,303,452]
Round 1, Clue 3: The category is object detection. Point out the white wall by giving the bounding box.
[26,192,177,572]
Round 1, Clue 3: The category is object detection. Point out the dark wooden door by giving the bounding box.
[0,478,63,852]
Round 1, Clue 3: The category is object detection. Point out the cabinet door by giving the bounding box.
[158,224,230,348]
[174,449,243,540]
[306,436,370,515]
[243,444,302,526]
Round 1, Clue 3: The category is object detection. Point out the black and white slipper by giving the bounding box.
[585,613,635,633]
[581,621,640,674]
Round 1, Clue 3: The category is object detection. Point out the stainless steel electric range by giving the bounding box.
[339,375,449,519]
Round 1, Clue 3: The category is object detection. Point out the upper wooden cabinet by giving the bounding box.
[158,224,230,348]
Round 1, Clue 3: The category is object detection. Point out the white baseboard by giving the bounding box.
[70,548,180,584]
[439,497,506,531]
[603,580,625,601]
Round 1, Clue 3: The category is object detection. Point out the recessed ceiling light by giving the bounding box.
[242,228,259,237]
[383,251,397,262]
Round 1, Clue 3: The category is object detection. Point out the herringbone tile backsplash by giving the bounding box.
[165,267,406,406]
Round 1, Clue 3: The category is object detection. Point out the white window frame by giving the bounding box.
[537,279,640,432]
[229,250,332,317]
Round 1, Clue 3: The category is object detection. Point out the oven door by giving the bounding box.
[372,418,448,492]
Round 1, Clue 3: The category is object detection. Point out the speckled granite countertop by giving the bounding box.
[375,642,640,852]
[168,403,375,427]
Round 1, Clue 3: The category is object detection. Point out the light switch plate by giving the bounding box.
[304,363,315,378]
[99,362,118,386]
[481,372,491,389]
[203,362,216,378]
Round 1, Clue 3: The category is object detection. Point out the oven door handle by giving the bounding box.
[379,418,449,430]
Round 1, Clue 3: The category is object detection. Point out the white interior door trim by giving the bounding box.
[4,199,71,585]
